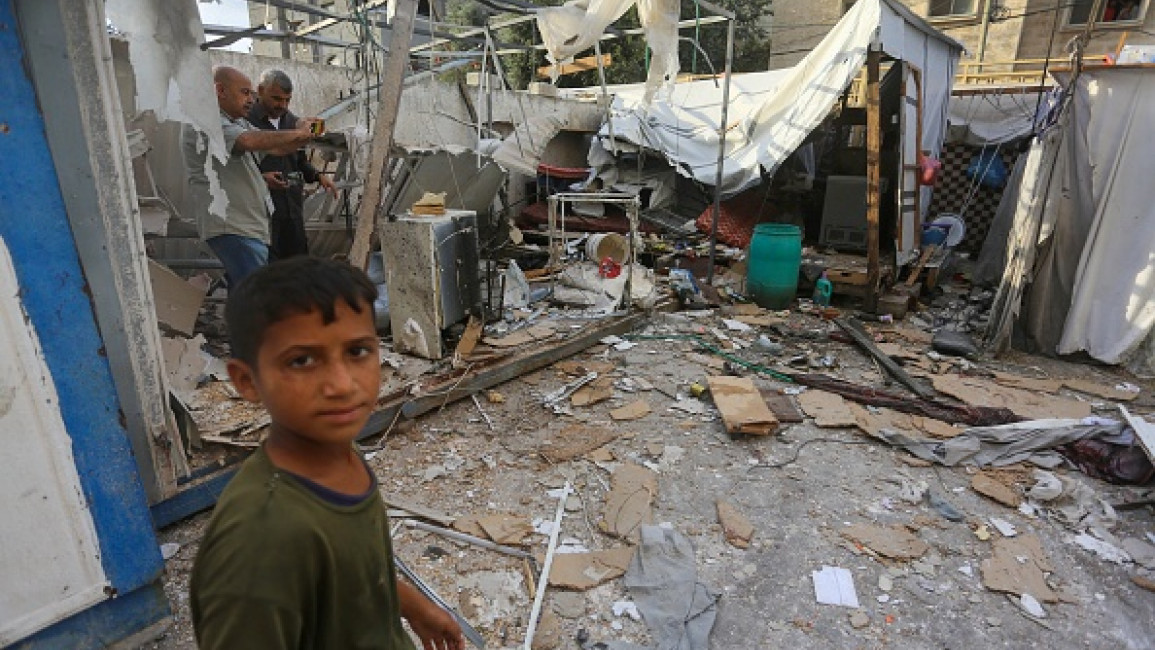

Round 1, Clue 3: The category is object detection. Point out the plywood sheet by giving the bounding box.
[707,376,779,435]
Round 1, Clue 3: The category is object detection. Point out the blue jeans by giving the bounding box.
[206,235,268,288]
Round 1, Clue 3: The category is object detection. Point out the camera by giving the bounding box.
[284,171,304,187]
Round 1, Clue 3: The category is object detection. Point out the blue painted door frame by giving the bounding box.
[0,0,169,646]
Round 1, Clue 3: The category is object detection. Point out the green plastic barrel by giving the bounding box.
[747,224,802,310]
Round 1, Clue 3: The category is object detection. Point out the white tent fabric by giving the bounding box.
[536,0,681,104]
[988,68,1155,372]
[579,0,961,198]
[946,93,1042,145]
[1056,69,1155,366]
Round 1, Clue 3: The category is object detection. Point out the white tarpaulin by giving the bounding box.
[579,0,961,198]
[947,92,1043,145]
[536,0,681,104]
[988,68,1155,373]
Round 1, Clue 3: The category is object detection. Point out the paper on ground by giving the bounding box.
[812,566,859,608]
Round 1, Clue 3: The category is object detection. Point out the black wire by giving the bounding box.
[747,436,881,469]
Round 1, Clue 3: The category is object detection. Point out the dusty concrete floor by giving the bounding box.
[144,305,1155,650]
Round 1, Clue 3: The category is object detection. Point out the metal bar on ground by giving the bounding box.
[834,317,935,399]
[523,483,570,650]
[394,557,487,649]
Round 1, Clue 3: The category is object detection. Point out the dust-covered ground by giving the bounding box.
[144,302,1155,650]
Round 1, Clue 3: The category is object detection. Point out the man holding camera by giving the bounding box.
[248,68,338,259]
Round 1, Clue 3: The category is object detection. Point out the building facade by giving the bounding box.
[768,0,1154,71]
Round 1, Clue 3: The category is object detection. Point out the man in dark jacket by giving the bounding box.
[248,69,337,259]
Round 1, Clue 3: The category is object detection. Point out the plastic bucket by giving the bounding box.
[746,224,802,310]
[586,233,629,264]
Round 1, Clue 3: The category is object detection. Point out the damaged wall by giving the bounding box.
[121,42,604,238]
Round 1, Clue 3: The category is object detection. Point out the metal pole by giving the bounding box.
[707,17,735,283]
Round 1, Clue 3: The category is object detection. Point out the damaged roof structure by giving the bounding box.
[2,0,1155,648]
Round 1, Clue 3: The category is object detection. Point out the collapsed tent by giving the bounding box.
[987,67,1155,374]
[585,0,963,200]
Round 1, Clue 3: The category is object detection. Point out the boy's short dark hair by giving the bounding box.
[225,256,377,365]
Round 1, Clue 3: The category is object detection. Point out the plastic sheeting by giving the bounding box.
[946,93,1042,145]
[990,69,1155,372]
[579,0,961,198]
[536,0,680,103]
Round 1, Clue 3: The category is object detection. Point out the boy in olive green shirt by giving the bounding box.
[191,257,464,650]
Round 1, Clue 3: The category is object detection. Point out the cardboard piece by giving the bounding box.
[540,425,619,463]
[798,390,858,428]
[848,404,959,439]
[572,377,614,407]
[932,374,1091,420]
[841,523,929,559]
[554,360,616,376]
[452,513,488,538]
[971,472,1022,508]
[601,463,656,541]
[549,547,636,590]
[1063,378,1140,402]
[483,323,557,348]
[148,259,206,336]
[980,534,1057,602]
[707,376,779,435]
[477,513,534,545]
[716,500,755,548]
[610,400,651,421]
[990,371,1063,393]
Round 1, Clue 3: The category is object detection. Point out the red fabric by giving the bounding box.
[696,204,755,247]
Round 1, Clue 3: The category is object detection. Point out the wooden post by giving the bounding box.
[348,0,417,270]
[865,49,881,312]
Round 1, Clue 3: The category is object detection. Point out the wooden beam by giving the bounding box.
[864,49,882,312]
[348,0,418,270]
[536,53,612,78]
[835,318,936,399]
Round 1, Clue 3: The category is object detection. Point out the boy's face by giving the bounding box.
[228,300,380,448]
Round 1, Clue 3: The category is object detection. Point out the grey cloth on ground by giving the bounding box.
[618,525,718,650]
[875,418,1132,468]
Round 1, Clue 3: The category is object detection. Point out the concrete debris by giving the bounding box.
[989,517,1018,538]
[849,611,870,628]
[1121,537,1155,569]
[1027,470,1064,501]
[1019,593,1046,618]
[611,601,641,621]
[1071,532,1132,564]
